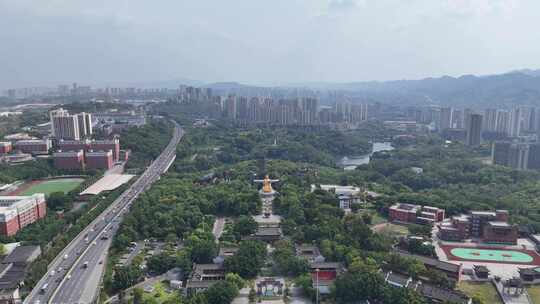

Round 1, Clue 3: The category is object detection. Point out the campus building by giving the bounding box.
[438,210,517,244]
[90,139,120,161]
[311,184,365,210]
[85,150,113,170]
[53,150,85,170]
[50,108,80,140]
[56,138,120,162]
[388,203,445,225]
[57,139,89,152]
[0,194,47,236]
[76,112,93,138]
[13,139,51,155]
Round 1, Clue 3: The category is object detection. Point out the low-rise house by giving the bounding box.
[383,271,471,304]
[473,265,490,280]
[519,267,540,284]
[310,262,343,295]
[185,263,225,295]
[295,244,325,263]
[415,282,471,304]
[311,184,365,210]
[396,251,462,282]
[384,271,413,288]
[245,225,282,243]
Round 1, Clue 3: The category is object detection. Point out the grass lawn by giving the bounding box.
[21,178,84,196]
[527,285,540,304]
[143,282,178,304]
[374,223,409,237]
[458,281,502,304]
[370,212,388,225]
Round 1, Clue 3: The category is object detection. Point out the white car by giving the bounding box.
[67,274,72,280]
[63,254,68,260]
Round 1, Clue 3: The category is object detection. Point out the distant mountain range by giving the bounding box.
[200,69,540,108]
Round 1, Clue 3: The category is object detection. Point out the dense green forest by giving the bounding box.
[107,120,540,303]
[121,120,173,169]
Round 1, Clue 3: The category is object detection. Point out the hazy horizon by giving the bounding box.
[1,0,540,90]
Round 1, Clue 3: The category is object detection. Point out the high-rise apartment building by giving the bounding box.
[495,110,510,135]
[492,142,512,166]
[225,96,237,120]
[452,109,464,129]
[439,107,453,131]
[492,141,540,170]
[77,112,93,138]
[508,143,529,170]
[50,108,80,140]
[466,114,483,147]
[508,107,521,137]
[483,109,498,131]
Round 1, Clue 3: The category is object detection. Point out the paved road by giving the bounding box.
[212,217,226,242]
[25,121,183,304]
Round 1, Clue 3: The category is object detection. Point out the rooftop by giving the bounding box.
[390,203,420,212]
[2,245,41,264]
[396,251,461,273]
[416,283,470,304]
[471,211,497,217]
[0,263,27,290]
[310,262,342,270]
[255,227,282,237]
[487,221,512,228]
[80,174,134,195]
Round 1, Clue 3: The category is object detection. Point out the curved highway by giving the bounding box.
[25,121,183,304]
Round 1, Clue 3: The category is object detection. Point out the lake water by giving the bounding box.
[339,142,394,170]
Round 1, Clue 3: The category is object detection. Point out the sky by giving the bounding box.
[1,0,540,89]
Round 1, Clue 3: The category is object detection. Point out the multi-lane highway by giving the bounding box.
[25,121,183,304]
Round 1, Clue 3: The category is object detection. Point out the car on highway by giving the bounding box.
[63,254,68,260]
[67,274,72,280]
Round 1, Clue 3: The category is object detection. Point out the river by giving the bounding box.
[339,142,394,170]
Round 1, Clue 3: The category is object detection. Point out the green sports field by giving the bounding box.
[450,248,534,263]
[20,178,84,196]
